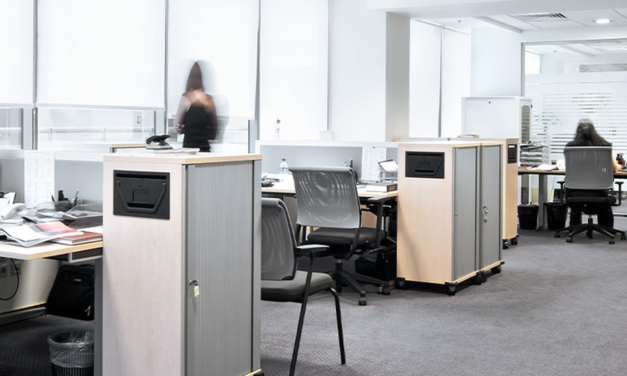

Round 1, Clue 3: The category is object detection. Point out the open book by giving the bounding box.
[0,221,83,247]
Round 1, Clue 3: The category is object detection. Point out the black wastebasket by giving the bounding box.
[518,204,539,230]
[545,202,568,230]
[48,331,94,376]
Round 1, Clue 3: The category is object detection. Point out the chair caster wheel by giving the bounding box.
[609,239,615,245]
[445,285,456,296]
[621,235,626,241]
[381,286,391,295]
[491,265,502,274]
[555,232,561,238]
[566,237,573,243]
[587,231,593,239]
[358,297,367,306]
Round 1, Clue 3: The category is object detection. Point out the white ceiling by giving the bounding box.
[428,8,627,33]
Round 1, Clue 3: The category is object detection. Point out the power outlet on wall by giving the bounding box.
[134,111,144,127]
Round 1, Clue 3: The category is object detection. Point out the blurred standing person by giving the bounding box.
[175,62,218,152]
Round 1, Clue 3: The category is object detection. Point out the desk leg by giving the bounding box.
[95,258,102,376]
[537,175,547,230]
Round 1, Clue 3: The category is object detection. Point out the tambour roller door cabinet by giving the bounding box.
[102,153,262,376]
[397,141,503,295]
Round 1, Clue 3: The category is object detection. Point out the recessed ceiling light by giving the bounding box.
[594,18,612,24]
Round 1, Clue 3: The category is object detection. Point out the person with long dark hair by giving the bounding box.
[565,118,625,227]
[175,62,218,152]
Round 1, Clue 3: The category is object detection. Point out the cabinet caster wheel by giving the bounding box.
[502,242,509,250]
[555,232,561,238]
[358,297,367,306]
[396,279,408,290]
[445,285,456,296]
[566,237,573,243]
[491,265,502,274]
[473,272,486,285]
[511,237,518,245]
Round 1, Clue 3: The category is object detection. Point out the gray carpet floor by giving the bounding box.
[1,218,627,375]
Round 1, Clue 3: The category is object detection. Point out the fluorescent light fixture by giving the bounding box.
[594,18,612,24]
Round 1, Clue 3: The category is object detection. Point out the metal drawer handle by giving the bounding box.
[483,206,488,223]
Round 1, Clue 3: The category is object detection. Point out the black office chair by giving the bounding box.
[555,147,625,244]
[290,166,396,306]
[261,198,346,376]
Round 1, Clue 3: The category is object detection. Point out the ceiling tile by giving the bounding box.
[526,20,586,29]
[560,9,627,27]
[615,9,627,19]
[488,15,539,30]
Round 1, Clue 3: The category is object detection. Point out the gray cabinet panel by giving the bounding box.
[479,146,502,268]
[186,162,254,376]
[453,148,477,280]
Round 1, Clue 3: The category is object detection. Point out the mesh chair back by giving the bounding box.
[564,147,613,190]
[261,198,298,281]
[290,166,361,229]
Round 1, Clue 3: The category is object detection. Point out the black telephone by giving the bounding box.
[617,153,625,167]
[146,135,173,150]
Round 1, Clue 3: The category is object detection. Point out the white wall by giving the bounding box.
[470,28,522,97]
[329,0,387,141]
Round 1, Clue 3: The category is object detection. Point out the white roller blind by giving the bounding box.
[0,1,34,106]
[260,0,328,140]
[168,0,259,119]
[37,0,165,108]
[440,29,470,138]
[409,21,441,137]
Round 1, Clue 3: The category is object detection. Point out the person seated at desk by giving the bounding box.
[565,118,625,228]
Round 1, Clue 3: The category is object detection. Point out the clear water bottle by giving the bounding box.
[279,158,289,174]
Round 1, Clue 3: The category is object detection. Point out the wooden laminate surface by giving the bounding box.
[104,153,261,165]
[0,241,103,260]
[262,176,397,198]
[518,166,627,178]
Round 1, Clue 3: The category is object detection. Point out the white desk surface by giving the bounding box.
[0,241,103,260]
[262,174,397,198]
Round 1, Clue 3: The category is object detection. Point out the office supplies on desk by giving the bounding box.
[145,134,173,150]
[0,203,26,220]
[0,192,16,214]
[533,164,559,171]
[365,182,397,193]
[0,221,82,247]
[51,231,102,245]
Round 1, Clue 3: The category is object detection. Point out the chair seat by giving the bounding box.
[307,227,385,247]
[262,271,333,302]
[567,197,613,204]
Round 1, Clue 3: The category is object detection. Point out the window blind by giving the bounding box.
[37,0,166,109]
[259,0,328,140]
[0,1,34,106]
[168,0,259,119]
[526,71,627,161]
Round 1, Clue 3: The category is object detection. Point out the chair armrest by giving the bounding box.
[296,244,331,259]
[557,181,565,204]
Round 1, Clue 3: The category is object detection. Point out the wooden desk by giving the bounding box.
[0,241,103,262]
[518,167,627,229]
[262,176,398,198]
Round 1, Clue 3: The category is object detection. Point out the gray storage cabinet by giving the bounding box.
[102,154,262,376]
[397,141,503,295]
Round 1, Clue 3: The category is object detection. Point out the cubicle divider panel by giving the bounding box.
[185,161,254,376]
[259,144,363,174]
[480,146,503,268]
[55,160,103,204]
[453,147,478,281]
[102,161,184,376]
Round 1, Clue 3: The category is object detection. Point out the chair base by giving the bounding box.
[555,217,626,244]
[329,260,395,306]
